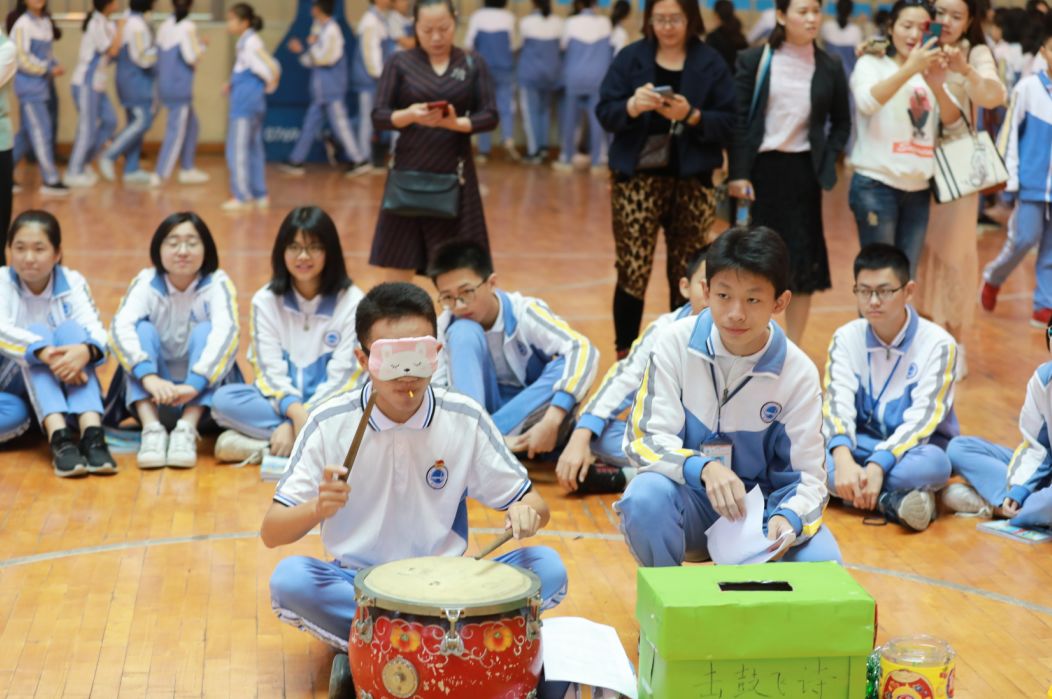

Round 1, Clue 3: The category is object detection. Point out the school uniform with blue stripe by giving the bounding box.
[0,266,108,436]
[106,268,239,422]
[227,29,280,202]
[435,290,599,438]
[517,11,563,158]
[822,306,958,496]
[104,12,157,175]
[467,7,516,154]
[269,383,567,651]
[212,283,367,439]
[576,303,692,467]
[67,11,118,178]
[559,9,612,167]
[948,362,1052,528]
[616,310,841,566]
[288,17,364,166]
[11,12,60,185]
[155,16,205,180]
[350,7,390,156]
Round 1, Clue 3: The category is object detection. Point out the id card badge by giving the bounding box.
[701,436,733,468]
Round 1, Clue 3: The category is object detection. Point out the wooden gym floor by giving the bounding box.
[1,157,1051,698]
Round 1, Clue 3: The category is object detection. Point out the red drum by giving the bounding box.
[348,556,543,699]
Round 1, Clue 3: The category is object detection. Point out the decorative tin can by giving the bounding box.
[878,635,955,699]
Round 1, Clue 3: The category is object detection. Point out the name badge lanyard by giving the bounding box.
[864,352,903,434]
[708,363,752,437]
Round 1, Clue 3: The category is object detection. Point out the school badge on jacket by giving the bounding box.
[426,459,448,489]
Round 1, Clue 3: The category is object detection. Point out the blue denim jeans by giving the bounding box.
[848,172,931,273]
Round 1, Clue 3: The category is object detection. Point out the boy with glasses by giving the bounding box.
[823,243,959,531]
[428,239,599,458]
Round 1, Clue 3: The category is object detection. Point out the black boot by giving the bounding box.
[50,428,87,478]
[81,426,117,475]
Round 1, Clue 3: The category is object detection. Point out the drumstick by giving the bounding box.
[339,391,377,482]
[474,530,515,560]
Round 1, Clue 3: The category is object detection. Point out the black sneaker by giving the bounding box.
[877,489,936,531]
[277,161,306,176]
[521,153,545,165]
[576,462,628,495]
[345,161,374,178]
[81,426,117,475]
[51,428,88,478]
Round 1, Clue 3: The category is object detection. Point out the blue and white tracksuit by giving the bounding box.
[11,12,59,185]
[227,30,280,202]
[823,307,958,499]
[350,7,390,154]
[435,290,599,438]
[517,11,563,157]
[467,7,516,154]
[108,268,239,419]
[0,266,108,440]
[105,12,157,174]
[576,303,693,468]
[155,16,205,180]
[67,11,118,178]
[288,18,364,166]
[559,10,611,166]
[984,71,1052,312]
[948,362,1052,528]
[615,310,841,566]
[212,284,367,439]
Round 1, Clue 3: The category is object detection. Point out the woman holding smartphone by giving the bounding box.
[369,0,499,282]
[596,0,735,357]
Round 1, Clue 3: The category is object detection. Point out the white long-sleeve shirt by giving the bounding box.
[299,17,344,68]
[72,11,116,90]
[156,16,205,67]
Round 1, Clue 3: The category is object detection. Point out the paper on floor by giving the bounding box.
[542,616,638,699]
[705,485,792,565]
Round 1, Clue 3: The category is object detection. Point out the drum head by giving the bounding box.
[357,556,541,617]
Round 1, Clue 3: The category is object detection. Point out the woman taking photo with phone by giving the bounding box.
[727,0,851,344]
[596,0,735,357]
[369,0,498,282]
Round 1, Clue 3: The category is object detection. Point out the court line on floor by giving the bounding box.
[3,528,1051,617]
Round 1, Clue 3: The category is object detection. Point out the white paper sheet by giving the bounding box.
[705,486,792,565]
[541,617,638,699]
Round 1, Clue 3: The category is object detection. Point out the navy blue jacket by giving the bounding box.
[595,38,735,179]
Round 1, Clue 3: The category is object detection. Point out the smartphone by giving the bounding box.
[427,100,450,116]
[923,21,942,44]
[653,85,674,98]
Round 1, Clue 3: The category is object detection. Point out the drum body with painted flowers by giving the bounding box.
[348,556,543,699]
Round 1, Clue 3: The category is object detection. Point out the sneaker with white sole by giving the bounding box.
[345,161,373,178]
[98,157,116,181]
[255,196,270,210]
[137,423,168,469]
[167,420,199,468]
[220,198,253,211]
[942,482,992,517]
[177,168,210,184]
[64,171,98,188]
[123,170,154,185]
[878,489,937,531]
[214,429,268,464]
[40,182,69,196]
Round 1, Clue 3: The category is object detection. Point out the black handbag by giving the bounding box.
[381,160,465,219]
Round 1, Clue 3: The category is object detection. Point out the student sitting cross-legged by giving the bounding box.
[429,239,599,459]
[823,243,958,532]
[262,282,567,651]
[616,226,842,566]
[211,206,367,463]
[555,248,708,495]
[943,316,1052,529]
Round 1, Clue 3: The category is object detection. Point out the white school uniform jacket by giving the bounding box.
[1002,362,1052,506]
[435,289,600,413]
[109,268,239,393]
[248,283,366,416]
[71,11,115,91]
[625,309,828,542]
[0,266,107,366]
[274,383,533,570]
[822,306,958,471]
[577,302,693,438]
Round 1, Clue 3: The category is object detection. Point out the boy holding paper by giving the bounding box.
[615,226,841,566]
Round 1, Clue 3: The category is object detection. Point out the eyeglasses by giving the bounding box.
[437,280,487,310]
[852,285,905,302]
[650,14,686,27]
[163,237,203,251]
[286,243,325,257]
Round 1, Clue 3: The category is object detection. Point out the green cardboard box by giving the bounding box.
[636,562,876,699]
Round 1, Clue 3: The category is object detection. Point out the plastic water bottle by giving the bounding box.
[735,199,751,226]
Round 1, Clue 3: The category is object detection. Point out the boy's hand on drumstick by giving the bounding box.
[505,501,541,540]
[766,515,796,561]
[317,464,350,520]
[1001,497,1021,518]
[701,461,747,521]
[556,428,594,492]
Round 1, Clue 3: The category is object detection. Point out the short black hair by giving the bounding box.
[129,0,155,12]
[853,243,911,286]
[149,212,220,278]
[269,206,351,297]
[427,239,494,282]
[705,226,790,296]
[684,246,708,281]
[313,0,335,15]
[355,282,438,347]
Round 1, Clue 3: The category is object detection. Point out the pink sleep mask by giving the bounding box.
[368,336,440,381]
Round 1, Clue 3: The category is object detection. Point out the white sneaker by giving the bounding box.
[98,157,116,181]
[137,423,168,469]
[214,429,268,464]
[40,183,69,196]
[147,172,162,188]
[942,482,992,517]
[64,171,97,188]
[177,168,210,184]
[220,198,253,212]
[123,170,154,185]
[167,420,199,468]
[255,196,270,210]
